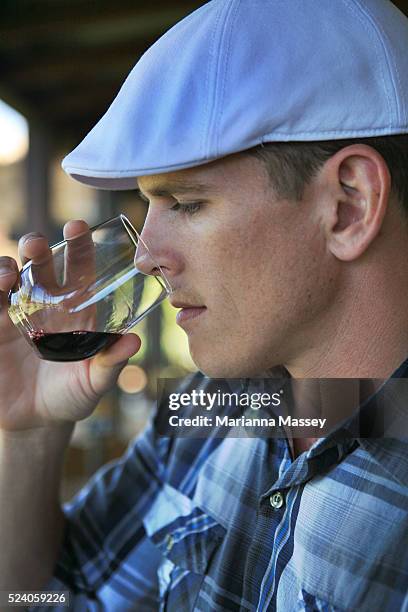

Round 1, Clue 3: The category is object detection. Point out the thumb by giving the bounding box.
[88,333,142,396]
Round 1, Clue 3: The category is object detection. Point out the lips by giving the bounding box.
[170,299,207,326]
[176,306,207,325]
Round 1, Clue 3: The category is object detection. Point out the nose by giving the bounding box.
[134,239,161,276]
[134,209,184,286]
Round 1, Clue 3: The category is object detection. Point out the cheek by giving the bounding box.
[207,213,270,283]
[206,218,290,306]
[187,205,329,320]
[184,227,336,376]
[213,220,330,331]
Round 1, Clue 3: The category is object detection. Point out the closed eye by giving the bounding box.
[170,202,203,215]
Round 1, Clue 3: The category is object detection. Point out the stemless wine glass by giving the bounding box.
[8,214,171,362]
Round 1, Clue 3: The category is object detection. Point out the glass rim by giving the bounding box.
[18,213,173,296]
[118,213,173,296]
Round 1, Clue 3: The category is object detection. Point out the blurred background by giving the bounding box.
[0,0,205,499]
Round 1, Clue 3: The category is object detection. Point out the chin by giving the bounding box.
[188,332,279,377]
[191,350,266,379]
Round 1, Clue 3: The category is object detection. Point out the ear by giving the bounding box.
[323,144,391,261]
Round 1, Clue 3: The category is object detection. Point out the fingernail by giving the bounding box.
[22,233,45,243]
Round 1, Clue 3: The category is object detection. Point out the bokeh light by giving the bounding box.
[0,100,28,165]
[117,364,148,394]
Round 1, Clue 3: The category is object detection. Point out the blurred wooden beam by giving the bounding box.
[0,83,37,121]
[1,41,150,89]
[0,3,203,44]
[25,121,53,238]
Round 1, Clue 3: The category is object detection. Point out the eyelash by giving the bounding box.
[170,202,203,215]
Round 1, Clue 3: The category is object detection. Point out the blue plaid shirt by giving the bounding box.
[43,364,408,611]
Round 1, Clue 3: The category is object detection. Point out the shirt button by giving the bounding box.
[269,491,284,509]
[165,534,174,551]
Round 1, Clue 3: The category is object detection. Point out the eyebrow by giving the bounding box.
[136,181,218,201]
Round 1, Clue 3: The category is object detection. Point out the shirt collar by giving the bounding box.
[235,356,408,485]
[304,355,408,486]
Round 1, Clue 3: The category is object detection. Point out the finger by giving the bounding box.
[96,333,141,368]
[18,233,58,289]
[63,220,96,287]
[63,219,89,241]
[89,334,142,396]
[18,233,50,266]
[0,258,20,336]
[0,257,19,288]
[0,257,19,308]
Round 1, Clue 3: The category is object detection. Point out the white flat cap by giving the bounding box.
[62,0,408,190]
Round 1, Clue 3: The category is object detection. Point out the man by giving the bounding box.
[0,0,407,610]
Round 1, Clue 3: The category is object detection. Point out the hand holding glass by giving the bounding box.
[8,215,171,362]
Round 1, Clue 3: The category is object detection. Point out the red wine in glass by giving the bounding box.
[8,214,171,362]
[29,330,121,362]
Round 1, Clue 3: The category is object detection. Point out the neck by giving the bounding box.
[284,257,408,379]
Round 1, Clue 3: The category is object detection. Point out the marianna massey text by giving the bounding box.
[168,415,327,429]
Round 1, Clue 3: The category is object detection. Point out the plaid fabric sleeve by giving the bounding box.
[33,417,172,611]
